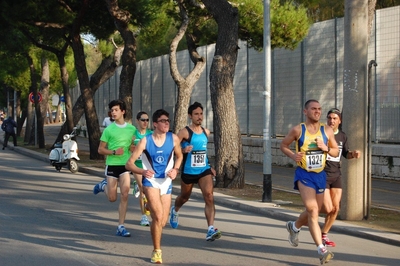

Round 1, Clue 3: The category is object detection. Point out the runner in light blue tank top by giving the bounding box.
[170,102,221,242]
[181,126,211,175]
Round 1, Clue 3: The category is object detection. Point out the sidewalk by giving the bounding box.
[2,123,399,247]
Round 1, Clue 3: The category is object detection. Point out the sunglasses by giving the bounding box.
[139,118,149,122]
[157,119,170,123]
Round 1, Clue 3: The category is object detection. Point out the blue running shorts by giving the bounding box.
[294,167,327,194]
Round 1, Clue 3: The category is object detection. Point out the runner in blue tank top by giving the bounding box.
[170,102,221,242]
[126,109,182,264]
[280,99,339,264]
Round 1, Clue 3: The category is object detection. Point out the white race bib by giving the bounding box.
[190,150,206,167]
[305,150,325,170]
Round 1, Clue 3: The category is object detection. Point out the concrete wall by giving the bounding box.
[207,136,400,181]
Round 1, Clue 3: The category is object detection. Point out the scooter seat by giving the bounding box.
[54,142,62,148]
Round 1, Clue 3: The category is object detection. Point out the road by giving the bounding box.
[1,150,399,265]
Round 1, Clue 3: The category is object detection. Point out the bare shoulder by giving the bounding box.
[177,126,189,140]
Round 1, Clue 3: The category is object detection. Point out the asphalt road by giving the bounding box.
[1,149,400,265]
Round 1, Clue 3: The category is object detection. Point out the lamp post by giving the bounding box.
[262,0,272,202]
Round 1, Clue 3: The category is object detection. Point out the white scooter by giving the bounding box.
[49,127,80,173]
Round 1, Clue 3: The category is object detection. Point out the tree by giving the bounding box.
[200,0,244,188]
[170,0,207,133]
[105,0,137,123]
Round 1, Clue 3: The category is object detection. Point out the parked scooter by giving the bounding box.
[49,127,80,173]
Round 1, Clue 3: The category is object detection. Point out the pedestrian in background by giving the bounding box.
[102,111,114,128]
[2,116,17,150]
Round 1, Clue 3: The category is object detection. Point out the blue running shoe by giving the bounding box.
[116,225,131,237]
[206,228,221,241]
[93,179,107,195]
[169,206,179,229]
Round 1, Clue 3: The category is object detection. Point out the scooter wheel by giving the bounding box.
[68,159,79,173]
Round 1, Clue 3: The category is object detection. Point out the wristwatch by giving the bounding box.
[112,150,116,155]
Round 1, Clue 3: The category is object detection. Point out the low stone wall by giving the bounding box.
[208,136,400,181]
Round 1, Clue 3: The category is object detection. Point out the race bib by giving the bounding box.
[327,148,342,162]
[191,150,206,167]
[305,150,325,170]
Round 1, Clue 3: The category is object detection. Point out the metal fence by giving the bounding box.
[73,6,400,143]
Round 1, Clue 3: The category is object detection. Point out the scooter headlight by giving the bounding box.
[63,134,70,141]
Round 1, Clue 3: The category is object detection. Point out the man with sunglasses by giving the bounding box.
[126,109,183,264]
[169,102,221,242]
[321,108,361,247]
[132,111,153,226]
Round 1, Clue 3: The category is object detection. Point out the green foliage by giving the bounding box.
[234,0,312,51]
[136,1,176,60]
[294,0,399,22]
[270,0,312,50]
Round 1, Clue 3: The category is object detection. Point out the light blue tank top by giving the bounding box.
[182,126,210,175]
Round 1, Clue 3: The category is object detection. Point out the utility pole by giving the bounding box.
[262,0,272,202]
[341,0,369,220]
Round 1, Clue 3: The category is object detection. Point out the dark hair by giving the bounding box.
[304,99,319,108]
[136,111,148,120]
[188,102,203,115]
[327,108,341,119]
[327,108,342,130]
[152,109,169,122]
[108,99,126,118]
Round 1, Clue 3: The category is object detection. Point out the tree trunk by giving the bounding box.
[37,55,50,148]
[105,0,136,122]
[24,54,38,145]
[54,47,123,148]
[70,31,102,159]
[367,0,377,42]
[170,0,206,134]
[201,0,244,188]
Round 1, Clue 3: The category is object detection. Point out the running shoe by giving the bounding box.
[151,249,162,264]
[140,215,150,226]
[322,237,336,247]
[286,221,299,247]
[169,206,179,229]
[132,180,140,198]
[318,246,334,264]
[206,228,221,241]
[116,225,131,237]
[93,179,107,195]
